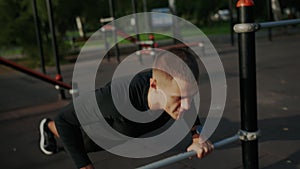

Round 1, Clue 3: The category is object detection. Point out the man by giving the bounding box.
[39,48,214,169]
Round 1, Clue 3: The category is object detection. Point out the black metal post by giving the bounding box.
[132,0,141,48]
[229,0,235,46]
[142,0,151,33]
[32,0,46,74]
[46,0,66,99]
[267,0,273,41]
[168,0,181,43]
[103,28,111,60]
[236,0,259,169]
[108,0,121,62]
[132,0,143,63]
[142,0,147,13]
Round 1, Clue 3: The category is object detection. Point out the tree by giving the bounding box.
[0,0,40,61]
[176,0,229,25]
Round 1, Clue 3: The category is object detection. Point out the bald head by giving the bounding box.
[152,48,199,88]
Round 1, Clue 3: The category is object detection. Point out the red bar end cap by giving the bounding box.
[236,0,254,7]
[55,74,62,81]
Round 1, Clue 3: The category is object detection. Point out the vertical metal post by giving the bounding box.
[142,0,153,43]
[108,0,120,62]
[132,0,141,48]
[102,28,111,59]
[46,0,66,99]
[229,0,235,46]
[168,0,181,43]
[267,0,273,41]
[32,0,46,74]
[236,0,259,169]
[142,0,150,32]
[132,0,143,63]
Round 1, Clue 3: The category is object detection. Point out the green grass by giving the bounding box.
[69,21,231,47]
[0,47,23,57]
[118,33,170,44]
[201,22,231,35]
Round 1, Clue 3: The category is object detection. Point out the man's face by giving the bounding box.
[159,77,198,120]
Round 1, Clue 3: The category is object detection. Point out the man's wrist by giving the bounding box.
[191,125,202,136]
[192,133,200,139]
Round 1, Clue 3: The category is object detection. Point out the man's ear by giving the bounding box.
[150,78,157,89]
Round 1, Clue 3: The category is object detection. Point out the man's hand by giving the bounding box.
[187,135,214,158]
[80,164,94,169]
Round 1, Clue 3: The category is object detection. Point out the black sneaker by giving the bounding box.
[39,118,58,155]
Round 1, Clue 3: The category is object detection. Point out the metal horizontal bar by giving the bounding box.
[0,57,72,90]
[100,17,114,23]
[234,19,300,33]
[259,19,300,29]
[136,134,240,169]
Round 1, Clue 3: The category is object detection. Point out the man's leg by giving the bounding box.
[54,102,103,168]
[40,117,100,169]
[48,120,59,137]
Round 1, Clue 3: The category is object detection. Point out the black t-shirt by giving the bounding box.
[95,70,172,137]
[55,69,200,168]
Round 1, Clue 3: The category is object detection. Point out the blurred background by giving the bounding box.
[0,0,299,69]
[1,0,300,169]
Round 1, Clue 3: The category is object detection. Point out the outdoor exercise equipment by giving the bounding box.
[136,133,240,169]
[135,0,300,168]
[0,57,72,92]
[31,0,46,74]
[46,0,66,99]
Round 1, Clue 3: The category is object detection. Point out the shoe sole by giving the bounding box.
[39,118,54,155]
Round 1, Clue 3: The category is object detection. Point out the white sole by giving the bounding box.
[39,118,53,155]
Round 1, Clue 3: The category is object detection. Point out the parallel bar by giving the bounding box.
[0,57,71,90]
[136,134,239,169]
[159,42,201,50]
[259,19,300,29]
[100,17,114,23]
[234,19,300,33]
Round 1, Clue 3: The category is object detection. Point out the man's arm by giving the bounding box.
[187,102,214,158]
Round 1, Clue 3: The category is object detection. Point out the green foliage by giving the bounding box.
[177,0,228,25]
[0,0,35,48]
[1,0,299,69]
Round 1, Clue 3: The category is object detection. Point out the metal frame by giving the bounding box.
[136,134,240,169]
[234,19,300,33]
[132,1,300,169]
[31,0,46,74]
[46,0,66,99]
[108,0,121,62]
[0,57,72,91]
[234,2,300,169]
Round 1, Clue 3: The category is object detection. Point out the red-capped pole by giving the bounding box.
[148,34,154,40]
[148,34,157,48]
[54,73,66,99]
[55,74,62,81]
[236,0,259,169]
[236,0,254,7]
